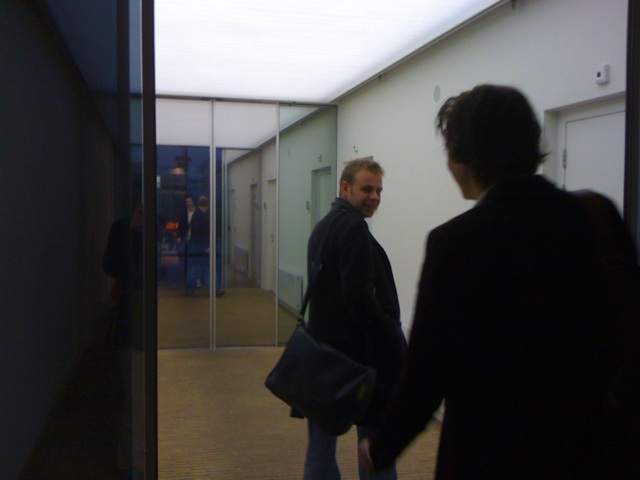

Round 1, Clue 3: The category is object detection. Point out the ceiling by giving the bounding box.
[40,0,503,145]
[41,0,503,104]
[155,0,504,103]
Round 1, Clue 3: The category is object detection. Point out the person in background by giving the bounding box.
[186,195,210,296]
[102,203,143,480]
[177,195,196,289]
[303,158,407,480]
[359,84,619,479]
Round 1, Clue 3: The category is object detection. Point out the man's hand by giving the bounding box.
[358,438,375,472]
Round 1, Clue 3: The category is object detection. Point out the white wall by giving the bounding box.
[227,150,261,270]
[278,107,338,284]
[337,0,628,331]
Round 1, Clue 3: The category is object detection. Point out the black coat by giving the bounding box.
[102,216,143,349]
[188,208,210,244]
[187,208,210,258]
[370,175,618,478]
[307,198,406,426]
[177,208,194,241]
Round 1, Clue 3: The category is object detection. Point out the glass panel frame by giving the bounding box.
[625,0,640,251]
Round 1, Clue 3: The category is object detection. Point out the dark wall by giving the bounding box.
[0,1,115,477]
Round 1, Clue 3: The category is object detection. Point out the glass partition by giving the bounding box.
[156,145,211,349]
[155,102,337,350]
[213,102,279,347]
[131,0,156,474]
[277,105,338,344]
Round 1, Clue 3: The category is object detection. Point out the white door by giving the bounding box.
[555,96,626,213]
[311,166,334,227]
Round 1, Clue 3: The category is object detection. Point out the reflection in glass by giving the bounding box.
[154,102,337,350]
[277,105,338,345]
[156,145,211,349]
[213,101,279,347]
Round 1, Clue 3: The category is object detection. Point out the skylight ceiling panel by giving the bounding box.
[155,0,504,102]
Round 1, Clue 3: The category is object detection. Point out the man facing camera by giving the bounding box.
[303,158,407,480]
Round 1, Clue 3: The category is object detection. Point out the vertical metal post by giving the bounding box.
[141,0,158,477]
[625,0,640,253]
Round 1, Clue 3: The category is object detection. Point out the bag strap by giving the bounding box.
[298,208,378,368]
[297,209,349,324]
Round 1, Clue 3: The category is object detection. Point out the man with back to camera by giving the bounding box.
[302,158,407,480]
[358,84,621,479]
[177,195,196,288]
[185,195,210,296]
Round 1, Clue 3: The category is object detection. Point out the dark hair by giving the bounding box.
[340,158,385,185]
[436,84,546,188]
[198,195,209,208]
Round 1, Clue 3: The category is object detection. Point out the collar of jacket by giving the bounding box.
[476,174,554,207]
[331,197,364,216]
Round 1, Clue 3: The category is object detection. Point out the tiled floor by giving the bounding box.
[21,279,441,479]
[158,347,441,479]
[21,345,441,479]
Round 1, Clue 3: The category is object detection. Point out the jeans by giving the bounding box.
[303,421,397,480]
[186,242,210,294]
[186,257,209,294]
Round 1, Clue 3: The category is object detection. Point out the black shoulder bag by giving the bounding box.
[264,212,377,436]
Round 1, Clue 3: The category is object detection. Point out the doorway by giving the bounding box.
[551,95,626,212]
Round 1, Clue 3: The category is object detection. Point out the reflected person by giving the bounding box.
[186,195,210,296]
[177,195,196,287]
[102,203,143,479]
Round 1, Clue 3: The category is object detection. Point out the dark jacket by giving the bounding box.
[177,208,194,241]
[187,208,210,256]
[102,216,143,349]
[370,175,618,478]
[307,198,406,426]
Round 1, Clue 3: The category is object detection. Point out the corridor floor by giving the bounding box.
[158,347,441,479]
